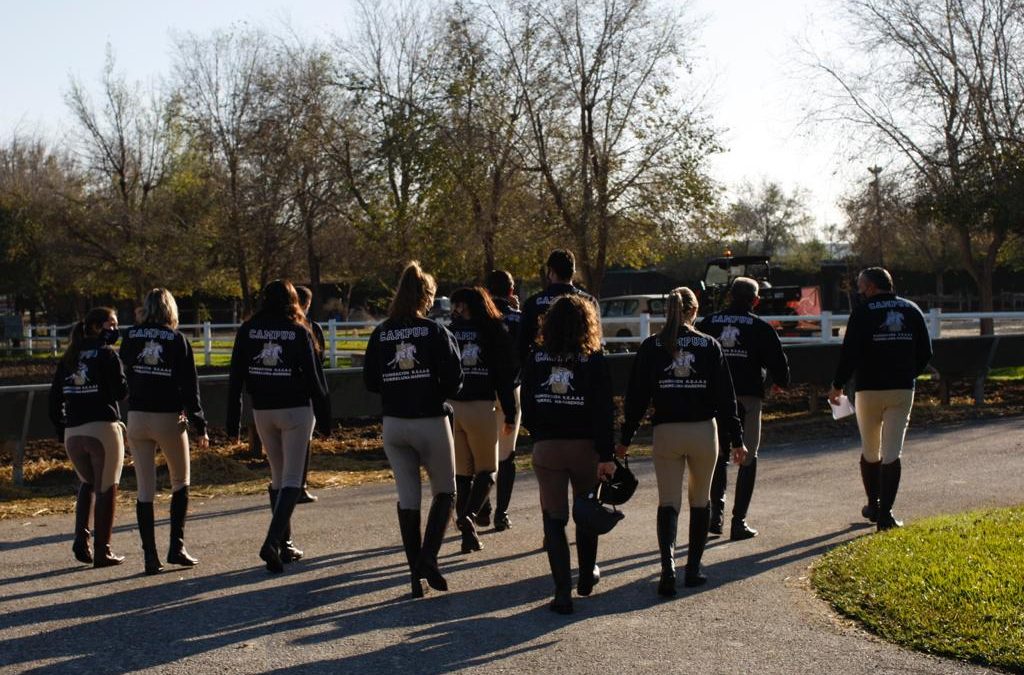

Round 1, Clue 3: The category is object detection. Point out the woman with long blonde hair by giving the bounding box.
[619,287,747,596]
[120,288,208,574]
[521,294,616,615]
[363,261,463,598]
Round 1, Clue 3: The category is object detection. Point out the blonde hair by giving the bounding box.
[140,288,179,329]
[538,295,602,356]
[389,261,437,320]
[658,287,699,354]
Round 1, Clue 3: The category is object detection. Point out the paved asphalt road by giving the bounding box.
[2,418,1022,674]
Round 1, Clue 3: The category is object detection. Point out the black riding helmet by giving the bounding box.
[598,456,638,506]
[573,488,625,535]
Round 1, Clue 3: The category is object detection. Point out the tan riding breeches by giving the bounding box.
[854,389,915,464]
[254,405,316,490]
[65,421,125,493]
[653,420,718,511]
[382,415,457,509]
[127,411,190,502]
[451,399,500,475]
[737,395,763,465]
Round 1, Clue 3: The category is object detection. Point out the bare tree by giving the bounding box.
[813,0,1024,331]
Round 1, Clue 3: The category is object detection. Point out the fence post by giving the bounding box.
[50,324,58,355]
[328,319,338,368]
[203,321,212,367]
[929,308,942,339]
[640,313,651,340]
[22,323,32,355]
[820,311,833,343]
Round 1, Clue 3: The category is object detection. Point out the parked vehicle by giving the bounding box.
[599,295,667,338]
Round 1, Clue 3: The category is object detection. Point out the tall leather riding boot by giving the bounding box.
[455,475,482,553]
[494,456,516,531]
[167,486,199,566]
[465,471,494,542]
[260,486,301,573]
[575,528,600,596]
[709,446,728,535]
[656,505,678,597]
[684,505,710,587]
[543,512,573,614]
[92,486,125,568]
[269,487,303,563]
[136,501,163,575]
[72,482,94,564]
[396,503,424,598]
[731,458,758,540]
[298,442,318,504]
[418,492,454,591]
[860,456,881,522]
[877,459,903,531]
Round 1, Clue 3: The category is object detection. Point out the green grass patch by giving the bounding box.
[990,365,1024,381]
[813,506,1024,671]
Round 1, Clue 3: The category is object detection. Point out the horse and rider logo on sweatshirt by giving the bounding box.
[666,351,697,378]
[461,342,481,367]
[882,310,905,333]
[718,325,741,349]
[388,341,419,370]
[139,340,164,366]
[254,342,285,367]
[543,366,575,394]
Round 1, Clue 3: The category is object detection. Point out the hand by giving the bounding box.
[196,433,210,450]
[597,461,616,481]
[501,422,516,437]
[828,386,843,406]
[731,445,748,465]
[615,444,629,459]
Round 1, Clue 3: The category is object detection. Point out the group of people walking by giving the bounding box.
[49,249,932,615]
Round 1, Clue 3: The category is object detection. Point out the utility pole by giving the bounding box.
[868,165,884,266]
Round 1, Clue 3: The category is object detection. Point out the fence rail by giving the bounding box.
[5,311,1024,362]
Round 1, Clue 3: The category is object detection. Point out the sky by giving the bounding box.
[0,0,862,233]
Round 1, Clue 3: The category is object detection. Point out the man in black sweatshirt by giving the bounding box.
[518,249,596,359]
[699,277,790,540]
[828,267,932,531]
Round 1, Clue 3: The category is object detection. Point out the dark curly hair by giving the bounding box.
[538,295,602,357]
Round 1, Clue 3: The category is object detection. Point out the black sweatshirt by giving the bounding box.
[832,293,933,391]
[698,305,791,398]
[492,297,522,346]
[225,316,331,438]
[518,283,596,358]
[520,347,615,461]
[448,318,518,423]
[620,328,744,448]
[363,316,463,418]
[119,323,207,435]
[48,338,128,441]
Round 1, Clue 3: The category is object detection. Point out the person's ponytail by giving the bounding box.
[657,287,698,355]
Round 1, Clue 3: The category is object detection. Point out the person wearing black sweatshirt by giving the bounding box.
[121,288,208,575]
[447,287,518,553]
[474,269,523,532]
[522,294,616,615]
[618,287,747,596]
[699,277,790,540]
[363,261,463,598]
[295,285,325,505]
[48,307,129,568]
[829,267,932,532]
[518,249,596,361]
[226,280,331,573]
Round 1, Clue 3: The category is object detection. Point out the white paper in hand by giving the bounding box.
[829,394,855,420]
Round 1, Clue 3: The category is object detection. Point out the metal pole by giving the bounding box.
[50,324,58,355]
[869,165,884,267]
[821,311,833,343]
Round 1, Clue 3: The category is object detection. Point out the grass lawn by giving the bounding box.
[813,506,1024,672]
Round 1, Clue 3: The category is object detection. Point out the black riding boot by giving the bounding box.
[466,470,494,536]
[576,529,600,597]
[684,505,710,587]
[543,512,573,614]
[656,505,678,597]
[167,486,199,566]
[877,459,904,531]
[136,501,163,575]
[396,503,424,598]
[418,492,454,591]
[72,482,94,564]
[93,486,125,568]
[269,487,303,563]
[860,456,881,522]
[709,447,728,536]
[730,459,758,540]
[260,487,301,573]
[298,443,318,504]
[494,455,516,531]
[455,475,482,553]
